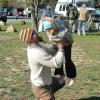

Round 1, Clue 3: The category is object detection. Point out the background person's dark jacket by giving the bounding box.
[67,6,79,20]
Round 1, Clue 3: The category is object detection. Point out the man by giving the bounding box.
[19,28,64,100]
[67,3,79,33]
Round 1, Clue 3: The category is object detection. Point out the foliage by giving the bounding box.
[23,0,50,31]
[91,0,100,7]
[48,0,58,9]
[23,0,57,31]
[0,0,8,7]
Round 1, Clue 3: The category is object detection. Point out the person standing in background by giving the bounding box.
[67,3,79,33]
[77,4,88,36]
[42,5,52,18]
[95,5,100,31]
[15,10,19,20]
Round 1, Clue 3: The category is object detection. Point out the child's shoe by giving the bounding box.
[68,78,75,87]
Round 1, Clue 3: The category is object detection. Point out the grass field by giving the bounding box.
[0,23,100,100]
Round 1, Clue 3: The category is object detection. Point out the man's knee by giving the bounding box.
[32,86,55,100]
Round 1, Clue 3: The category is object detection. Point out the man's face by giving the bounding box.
[31,34,44,43]
[31,34,39,43]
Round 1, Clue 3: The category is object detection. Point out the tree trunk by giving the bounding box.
[30,0,38,32]
[31,9,38,31]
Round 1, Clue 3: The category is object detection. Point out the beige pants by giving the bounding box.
[32,85,55,100]
[69,20,76,33]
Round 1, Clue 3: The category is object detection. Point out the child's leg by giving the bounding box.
[65,60,76,78]
[54,64,65,84]
[64,45,77,86]
[54,63,64,75]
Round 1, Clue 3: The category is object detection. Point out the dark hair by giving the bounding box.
[32,31,37,36]
[69,3,73,7]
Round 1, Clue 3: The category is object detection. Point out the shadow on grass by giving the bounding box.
[52,76,65,93]
[79,96,100,100]
[86,30,100,36]
[0,29,6,31]
[87,33,100,36]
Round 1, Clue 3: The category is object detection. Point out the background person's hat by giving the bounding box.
[43,21,54,30]
[82,4,86,8]
[19,28,37,43]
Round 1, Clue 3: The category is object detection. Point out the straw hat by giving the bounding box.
[19,28,33,43]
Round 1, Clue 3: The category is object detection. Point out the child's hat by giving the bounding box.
[43,21,54,30]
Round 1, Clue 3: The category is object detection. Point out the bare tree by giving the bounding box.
[29,0,39,31]
[8,0,17,8]
[24,0,48,31]
[0,0,8,7]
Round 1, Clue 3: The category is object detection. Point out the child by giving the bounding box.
[42,20,77,86]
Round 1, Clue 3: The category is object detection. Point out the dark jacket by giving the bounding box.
[67,6,79,20]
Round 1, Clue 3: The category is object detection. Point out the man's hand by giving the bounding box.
[57,40,64,49]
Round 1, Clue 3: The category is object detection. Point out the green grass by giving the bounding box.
[0,23,100,100]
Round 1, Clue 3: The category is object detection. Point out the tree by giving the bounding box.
[49,0,58,9]
[91,0,99,7]
[23,0,58,31]
[23,0,51,31]
[8,0,17,8]
[0,0,8,7]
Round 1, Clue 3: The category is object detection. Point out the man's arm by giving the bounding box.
[38,42,64,68]
[43,44,58,56]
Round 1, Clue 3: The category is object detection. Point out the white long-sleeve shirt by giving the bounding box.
[27,44,64,87]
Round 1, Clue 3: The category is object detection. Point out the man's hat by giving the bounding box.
[19,28,37,43]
